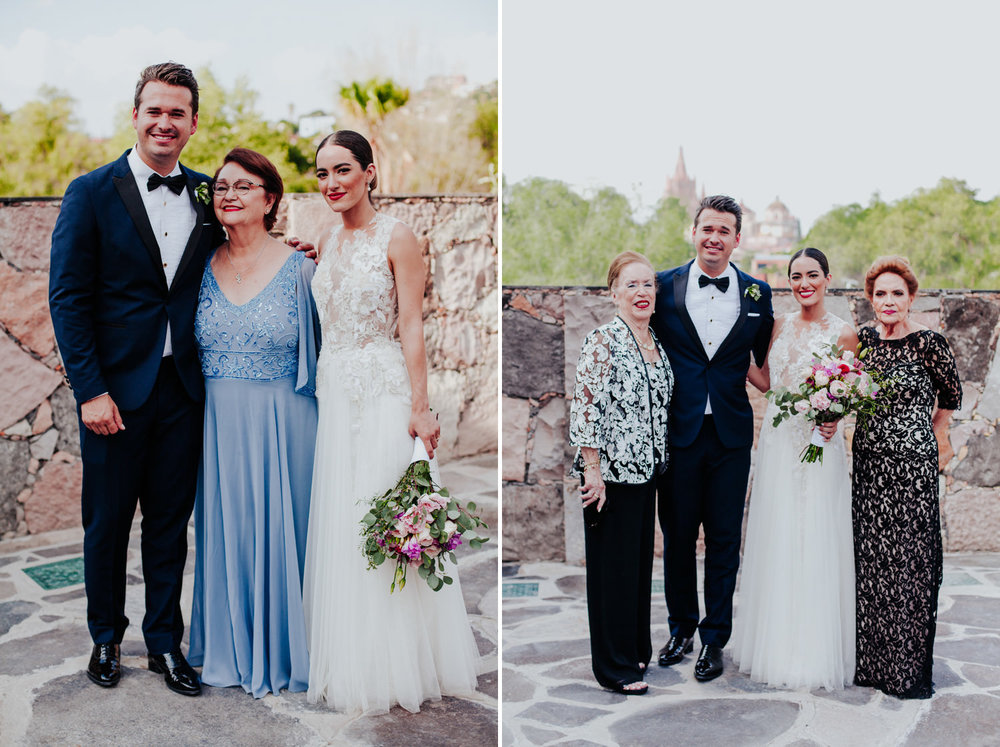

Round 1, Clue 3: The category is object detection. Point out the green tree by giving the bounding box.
[639,197,696,270]
[502,178,589,284]
[502,179,695,285]
[0,86,110,197]
[802,179,1000,289]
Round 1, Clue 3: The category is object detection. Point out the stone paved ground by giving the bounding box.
[0,454,498,746]
[502,554,1000,746]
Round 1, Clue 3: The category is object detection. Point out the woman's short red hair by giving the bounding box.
[864,255,919,300]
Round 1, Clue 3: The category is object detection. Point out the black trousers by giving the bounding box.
[657,415,750,648]
[584,477,656,689]
[80,357,202,653]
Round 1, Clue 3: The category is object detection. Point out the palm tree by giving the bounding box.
[339,78,410,192]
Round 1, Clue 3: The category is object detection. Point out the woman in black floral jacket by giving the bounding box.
[570,251,674,695]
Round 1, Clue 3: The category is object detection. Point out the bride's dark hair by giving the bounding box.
[315,130,377,191]
[788,247,830,277]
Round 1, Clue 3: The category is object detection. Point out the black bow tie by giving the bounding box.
[147,172,187,195]
[698,274,730,293]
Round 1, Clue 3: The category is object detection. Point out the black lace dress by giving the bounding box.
[851,327,962,699]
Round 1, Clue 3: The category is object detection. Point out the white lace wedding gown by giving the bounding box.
[731,312,856,691]
[302,212,479,714]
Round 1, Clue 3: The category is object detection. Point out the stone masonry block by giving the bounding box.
[0,262,55,357]
[941,295,1000,384]
[502,310,563,398]
[502,397,530,482]
[0,335,63,432]
[0,201,61,271]
[0,439,30,535]
[943,488,1000,552]
[502,483,564,563]
[23,460,83,534]
[952,427,1000,487]
[527,397,569,483]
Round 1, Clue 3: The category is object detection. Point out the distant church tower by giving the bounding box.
[663,148,701,218]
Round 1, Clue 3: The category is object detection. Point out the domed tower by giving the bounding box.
[743,197,802,287]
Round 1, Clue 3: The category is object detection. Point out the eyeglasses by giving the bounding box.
[212,179,264,197]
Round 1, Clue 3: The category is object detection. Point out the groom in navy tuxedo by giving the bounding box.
[49,62,224,696]
[651,195,773,682]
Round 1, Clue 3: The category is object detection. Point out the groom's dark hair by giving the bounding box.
[694,194,742,235]
[134,62,199,115]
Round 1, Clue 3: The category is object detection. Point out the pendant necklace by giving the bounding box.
[225,239,268,284]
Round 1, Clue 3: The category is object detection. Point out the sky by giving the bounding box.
[1,0,497,137]
[501,0,1000,233]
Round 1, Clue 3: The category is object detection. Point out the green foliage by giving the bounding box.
[0,86,111,197]
[339,77,411,120]
[470,83,498,171]
[0,71,493,199]
[502,178,694,285]
[801,179,1000,289]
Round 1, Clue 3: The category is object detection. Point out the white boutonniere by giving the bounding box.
[744,283,762,302]
[195,182,211,205]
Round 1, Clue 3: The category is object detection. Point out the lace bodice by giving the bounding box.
[311,212,409,403]
[853,326,962,458]
[764,312,849,443]
[195,253,303,381]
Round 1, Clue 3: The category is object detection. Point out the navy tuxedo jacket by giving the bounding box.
[49,150,224,410]
[651,260,773,450]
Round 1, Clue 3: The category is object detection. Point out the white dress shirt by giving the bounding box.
[127,147,196,357]
[686,262,740,413]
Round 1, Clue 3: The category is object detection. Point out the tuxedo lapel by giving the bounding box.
[673,261,709,362]
[172,166,207,286]
[112,157,168,289]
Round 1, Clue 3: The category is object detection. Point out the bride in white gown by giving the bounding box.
[302,130,479,714]
[732,247,858,691]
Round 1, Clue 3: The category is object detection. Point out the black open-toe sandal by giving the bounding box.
[612,680,648,695]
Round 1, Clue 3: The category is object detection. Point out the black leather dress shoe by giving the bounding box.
[693,644,724,682]
[87,643,121,687]
[148,650,201,696]
[657,635,694,666]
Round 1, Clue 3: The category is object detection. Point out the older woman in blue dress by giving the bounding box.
[188,148,320,698]
[569,250,674,695]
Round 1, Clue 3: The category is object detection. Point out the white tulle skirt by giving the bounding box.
[731,416,856,691]
[302,375,479,715]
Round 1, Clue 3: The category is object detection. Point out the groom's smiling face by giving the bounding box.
[132,81,198,174]
[692,208,740,278]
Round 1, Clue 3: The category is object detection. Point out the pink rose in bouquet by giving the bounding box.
[766,340,891,463]
[361,440,490,592]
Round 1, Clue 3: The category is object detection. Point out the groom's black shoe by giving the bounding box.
[148,650,201,696]
[657,635,694,666]
[693,644,724,682]
[87,643,121,687]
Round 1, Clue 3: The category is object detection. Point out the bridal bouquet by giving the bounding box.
[766,342,888,463]
[361,440,489,593]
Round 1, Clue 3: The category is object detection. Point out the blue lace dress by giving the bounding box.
[188,251,320,698]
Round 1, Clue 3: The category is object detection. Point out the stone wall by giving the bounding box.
[0,194,497,540]
[502,286,1000,563]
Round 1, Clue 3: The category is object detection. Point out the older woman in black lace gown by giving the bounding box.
[852,256,962,699]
